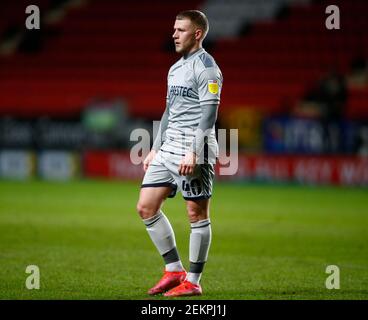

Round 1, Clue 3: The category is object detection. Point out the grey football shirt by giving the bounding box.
[161,48,223,159]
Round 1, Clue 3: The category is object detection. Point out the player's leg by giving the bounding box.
[137,186,184,272]
[164,198,210,297]
[185,198,211,285]
[137,187,186,295]
[137,185,171,220]
[164,163,214,297]
[137,155,186,295]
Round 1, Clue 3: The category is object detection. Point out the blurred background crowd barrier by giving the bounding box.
[0,0,367,185]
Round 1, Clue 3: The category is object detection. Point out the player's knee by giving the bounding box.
[186,201,208,223]
[186,207,201,223]
[136,201,157,220]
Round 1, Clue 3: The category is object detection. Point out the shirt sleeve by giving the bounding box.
[189,102,219,156]
[197,67,223,105]
[152,103,169,151]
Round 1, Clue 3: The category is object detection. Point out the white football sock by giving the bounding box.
[165,261,184,272]
[143,211,184,271]
[187,218,212,285]
[186,272,202,285]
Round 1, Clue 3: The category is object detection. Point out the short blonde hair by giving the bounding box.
[176,10,209,39]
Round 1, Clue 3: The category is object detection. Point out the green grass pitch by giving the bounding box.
[0,179,367,300]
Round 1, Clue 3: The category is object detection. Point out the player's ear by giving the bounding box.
[194,28,203,41]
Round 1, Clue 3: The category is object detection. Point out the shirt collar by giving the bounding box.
[182,47,205,62]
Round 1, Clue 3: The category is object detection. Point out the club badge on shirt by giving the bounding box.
[208,80,219,94]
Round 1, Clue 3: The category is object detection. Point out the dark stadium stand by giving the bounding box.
[0,1,49,30]
[0,0,367,120]
[215,0,368,118]
[0,0,203,119]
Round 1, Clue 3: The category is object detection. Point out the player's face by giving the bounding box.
[172,19,197,55]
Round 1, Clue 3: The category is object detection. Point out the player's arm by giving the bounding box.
[178,103,219,176]
[191,102,219,156]
[143,103,169,171]
[179,67,222,176]
[152,102,169,152]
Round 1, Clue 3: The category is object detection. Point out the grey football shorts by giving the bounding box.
[141,149,215,200]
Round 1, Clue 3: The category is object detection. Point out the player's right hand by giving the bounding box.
[143,150,157,172]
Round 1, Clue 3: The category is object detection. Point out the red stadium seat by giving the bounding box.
[0,0,367,119]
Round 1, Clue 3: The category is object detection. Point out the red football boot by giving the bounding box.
[148,270,187,295]
[164,280,202,297]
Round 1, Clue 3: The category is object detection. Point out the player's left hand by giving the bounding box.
[178,152,196,176]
